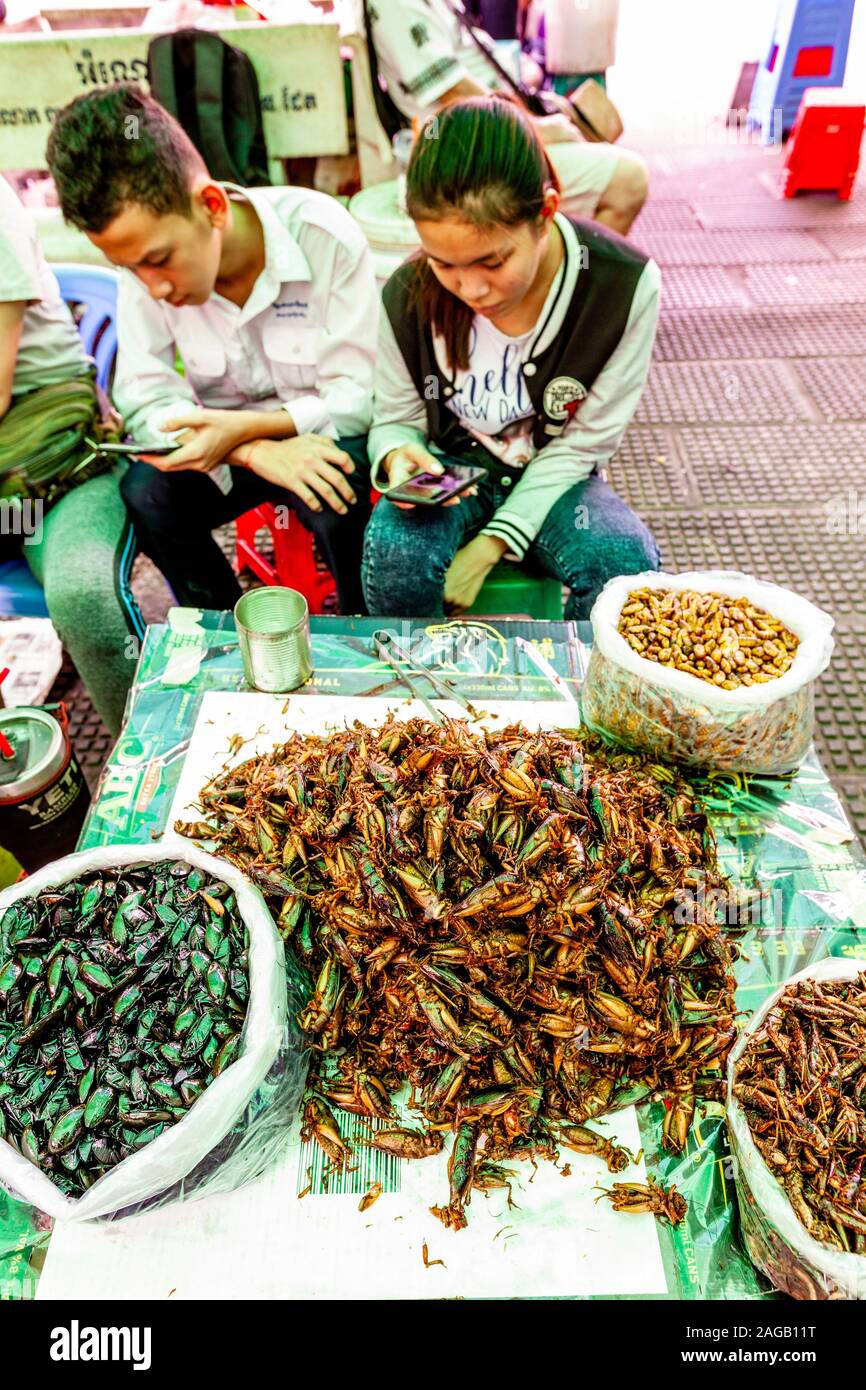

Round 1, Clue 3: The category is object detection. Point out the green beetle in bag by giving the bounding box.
[0,374,121,510]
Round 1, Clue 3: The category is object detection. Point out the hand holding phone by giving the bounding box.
[382,443,483,508]
[87,438,181,456]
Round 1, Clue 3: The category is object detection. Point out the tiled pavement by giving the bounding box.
[51,139,866,846]
[618,141,866,847]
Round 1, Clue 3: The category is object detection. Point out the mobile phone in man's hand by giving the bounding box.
[89,439,180,456]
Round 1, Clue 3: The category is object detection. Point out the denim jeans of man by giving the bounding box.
[362,465,660,620]
[121,435,371,614]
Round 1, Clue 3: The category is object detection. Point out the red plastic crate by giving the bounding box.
[780,88,865,201]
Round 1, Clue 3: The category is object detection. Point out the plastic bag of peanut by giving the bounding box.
[581,570,834,774]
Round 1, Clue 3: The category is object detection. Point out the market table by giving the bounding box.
[2,610,865,1299]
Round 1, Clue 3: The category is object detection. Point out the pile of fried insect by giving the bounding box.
[178,714,739,1233]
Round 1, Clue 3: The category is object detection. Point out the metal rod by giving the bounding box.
[372,630,472,711]
[370,633,443,722]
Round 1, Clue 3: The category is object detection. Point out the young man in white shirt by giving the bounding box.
[46,84,378,614]
[364,0,647,234]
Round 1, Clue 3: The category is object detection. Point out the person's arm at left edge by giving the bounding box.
[0,301,25,419]
[0,188,38,419]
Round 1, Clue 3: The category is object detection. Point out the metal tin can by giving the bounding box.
[0,704,90,873]
[234,587,313,693]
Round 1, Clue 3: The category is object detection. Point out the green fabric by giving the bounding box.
[469,563,563,620]
[25,466,140,736]
[549,71,607,96]
[0,375,116,508]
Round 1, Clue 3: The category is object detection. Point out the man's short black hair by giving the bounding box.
[47,84,207,233]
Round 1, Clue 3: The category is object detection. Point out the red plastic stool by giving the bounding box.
[235,503,336,614]
[780,88,865,200]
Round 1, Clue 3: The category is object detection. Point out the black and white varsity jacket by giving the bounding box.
[369,213,661,559]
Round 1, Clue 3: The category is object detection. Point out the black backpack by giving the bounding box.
[147,28,270,186]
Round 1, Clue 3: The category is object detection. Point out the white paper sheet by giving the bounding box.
[0,618,62,706]
[37,1107,666,1300]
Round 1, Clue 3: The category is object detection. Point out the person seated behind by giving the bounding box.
[539,0,621,98]
[46,85,378,616]
[362,97,660,621]
[0,175,145,735]
[364,0,647,234]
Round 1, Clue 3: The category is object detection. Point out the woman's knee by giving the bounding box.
[42,551,116,645]
[539,485,659,592]
[606,514,660,576]
[362,504,451,613]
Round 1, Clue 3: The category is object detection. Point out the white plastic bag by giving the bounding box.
[726,957,866,1301]
[0,842,307,1222]
[581,570,834,773]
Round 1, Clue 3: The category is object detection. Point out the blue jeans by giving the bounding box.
[121,436,371,614]
[362,468,660,620]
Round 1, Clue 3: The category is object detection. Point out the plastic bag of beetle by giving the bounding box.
[0,842,308,1223]
[581,570,834,774]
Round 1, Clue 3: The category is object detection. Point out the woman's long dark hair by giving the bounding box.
[405,96,560,372]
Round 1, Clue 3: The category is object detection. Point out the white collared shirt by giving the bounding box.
[366,0,501,123]
[112,184,379,443]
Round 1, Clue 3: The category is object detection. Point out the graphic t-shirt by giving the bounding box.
[444,315,536,466]
[439,258,566,467]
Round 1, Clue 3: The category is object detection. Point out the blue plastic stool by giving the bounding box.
[52,264,119,392]
[0,264,119,619]
[467,563,563,620]
[748,0,855,144]
[0,557,50,618]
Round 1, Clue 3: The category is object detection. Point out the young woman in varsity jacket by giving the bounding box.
[362,97,661,620]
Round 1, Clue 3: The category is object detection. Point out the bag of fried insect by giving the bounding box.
[0,842,308,1223]
[581,569,834,774]
[726,958,866,1301]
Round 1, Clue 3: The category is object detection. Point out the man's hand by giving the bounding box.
[137,408,250,472]
[382,443,473,510]
[243,435,357,515]
[444,534,507,614]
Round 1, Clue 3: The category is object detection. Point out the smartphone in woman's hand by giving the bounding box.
[383,463,486,506]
